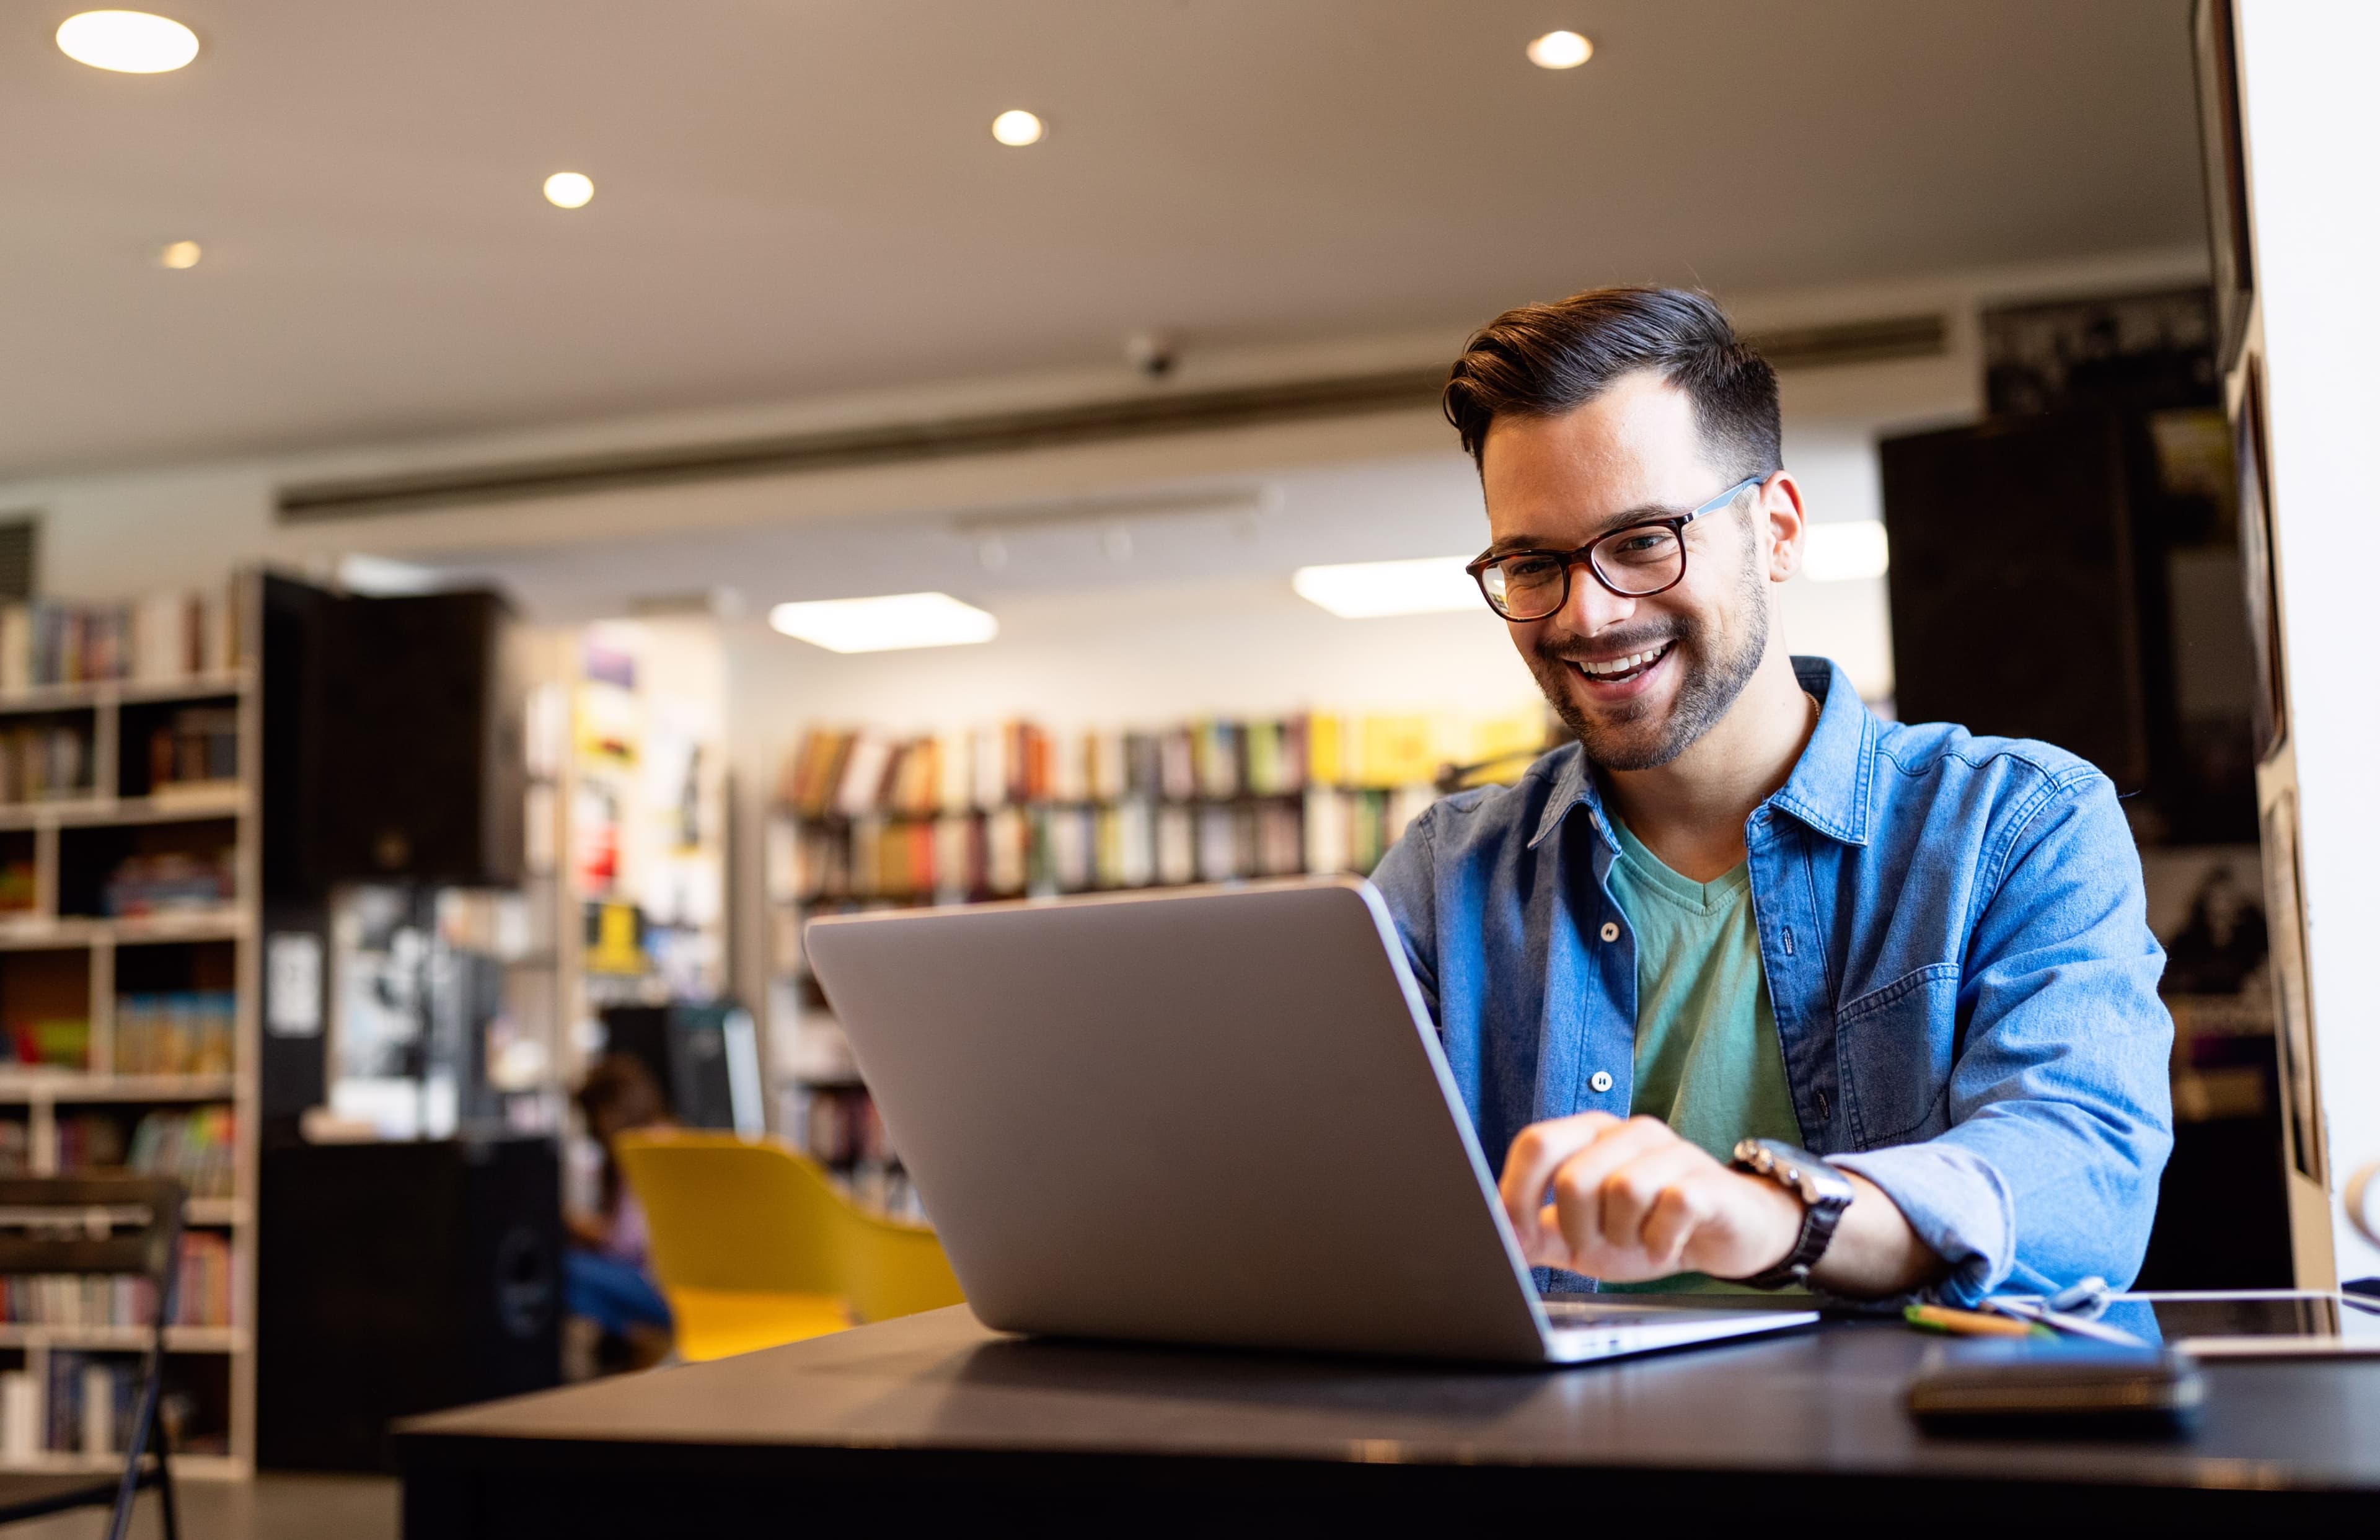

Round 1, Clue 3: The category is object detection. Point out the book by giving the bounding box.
[935,729,971,816]
[1,1370,35,1460]
[0,608,27,692]
[1047,728,1087,804]
[1123,731,1161,799]
[1089,729,1127,802]
[1157,806,1195,886]
[1195,804,1239,881]
[986,807,1029,895]
[1245,719,1284,796]
[1303,785,1348,875]
[1359,714,1438,790]
[1307,713,1345,787]
[1158,728,1196,803]
[1050,806,1093,891]
[1193,719,1241,800]
[933,815,974,902]
[1114,799,1155,888]
[1257,801,1303,876]
[834,733,892,819]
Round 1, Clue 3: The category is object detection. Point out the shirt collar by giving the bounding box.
[1525,655,1877,851]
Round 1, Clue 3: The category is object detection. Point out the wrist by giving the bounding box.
[1726,1138,1856,1290]
[1737,1172,1805,1275]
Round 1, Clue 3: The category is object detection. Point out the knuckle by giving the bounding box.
[1602,1170,1653,1208]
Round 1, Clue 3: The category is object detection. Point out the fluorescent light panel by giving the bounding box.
[1802,521,1890,583]
[1292,557,1478,620]
[767,592,998,653]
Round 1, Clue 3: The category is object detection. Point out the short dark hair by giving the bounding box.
[1442,286,1781,480]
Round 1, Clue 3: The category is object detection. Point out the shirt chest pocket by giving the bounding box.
[1833,962,1960,1149]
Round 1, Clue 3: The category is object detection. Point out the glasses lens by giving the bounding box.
[1484,553,1567,619]
[1591,524,1684,596]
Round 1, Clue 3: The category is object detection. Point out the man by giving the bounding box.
[1370,287,2172,1302]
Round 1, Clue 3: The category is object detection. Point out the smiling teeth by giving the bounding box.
[1581,646,1666,677]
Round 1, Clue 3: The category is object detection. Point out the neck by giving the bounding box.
[1599,646,1816,882]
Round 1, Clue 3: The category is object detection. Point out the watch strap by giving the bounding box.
[1730,1139,1851,1290]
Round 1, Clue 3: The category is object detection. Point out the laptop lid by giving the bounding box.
[804,878,1555,1362]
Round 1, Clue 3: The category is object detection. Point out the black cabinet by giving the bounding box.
[259,1136,561,1471]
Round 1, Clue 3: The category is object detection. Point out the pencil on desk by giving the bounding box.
[1904,1304,2052,1339]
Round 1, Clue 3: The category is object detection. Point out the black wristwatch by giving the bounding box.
[1729,1138,1854,1290]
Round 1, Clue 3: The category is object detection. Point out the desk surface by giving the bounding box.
[400,1306,2380,1535]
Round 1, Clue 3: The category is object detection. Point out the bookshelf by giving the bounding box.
[545,623,729,1092]
[0,583,256,1476]
[763,708,1548,1218]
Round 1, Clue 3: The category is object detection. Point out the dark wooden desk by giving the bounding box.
[399,1306,2380,1536]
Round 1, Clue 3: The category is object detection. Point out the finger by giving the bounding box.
[1499,1114,1621,1249]
[1640,1170,1726,1274]
[1595,1143,1713,1259]
[1541,1118,1681,1267]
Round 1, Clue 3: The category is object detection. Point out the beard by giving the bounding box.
[1527,555,1770,772]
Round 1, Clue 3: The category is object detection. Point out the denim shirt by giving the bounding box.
[1369,657,2174,1305]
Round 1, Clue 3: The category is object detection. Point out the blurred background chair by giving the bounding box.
[0,1175,185,1540]
[614,1130,962,1362]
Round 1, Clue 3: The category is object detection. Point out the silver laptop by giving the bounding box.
[805,876,1817,1365]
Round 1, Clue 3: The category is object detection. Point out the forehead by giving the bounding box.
[1478,372,1714,541]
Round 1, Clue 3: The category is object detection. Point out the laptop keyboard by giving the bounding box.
[1541,1300,1664,1328]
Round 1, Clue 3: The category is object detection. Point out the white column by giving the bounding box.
[2236,0,2380,1284]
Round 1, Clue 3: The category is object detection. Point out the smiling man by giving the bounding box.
[1370,287,2174,1302]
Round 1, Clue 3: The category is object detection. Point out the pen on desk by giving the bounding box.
[1904,1304,2050,1339]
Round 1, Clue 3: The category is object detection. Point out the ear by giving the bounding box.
[1757,472,1808,582]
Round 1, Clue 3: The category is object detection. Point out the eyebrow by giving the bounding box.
[1483,501,1695,558]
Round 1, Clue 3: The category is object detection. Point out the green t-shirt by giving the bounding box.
[1600,816,1804,1294]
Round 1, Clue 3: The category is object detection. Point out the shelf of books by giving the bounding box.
[764,708,1550,1220]
[0,579,258,1475]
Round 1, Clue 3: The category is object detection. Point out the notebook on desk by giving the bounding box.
[805,876,1817,1366]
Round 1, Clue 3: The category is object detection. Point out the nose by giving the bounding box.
[1556,559,1637,636]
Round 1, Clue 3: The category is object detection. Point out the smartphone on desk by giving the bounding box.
[1906,1339,2204,1436]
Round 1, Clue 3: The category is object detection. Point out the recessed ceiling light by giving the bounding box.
[1292,557,1479,620]
[56,11,200,73]
[1527,30,1593,70]
[1801,521,1891,583]
[157,240,201,270]
[543,172,594,209]
[990,110,1045,147]
[768,592,1000,653]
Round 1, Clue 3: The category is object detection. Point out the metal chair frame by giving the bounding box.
[0,1174,185,1540]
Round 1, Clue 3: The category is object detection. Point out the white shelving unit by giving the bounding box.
[0,622,257,1474]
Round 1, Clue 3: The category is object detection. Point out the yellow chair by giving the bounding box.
[614,1129,964,1362]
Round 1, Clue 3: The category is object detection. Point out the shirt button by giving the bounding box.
[1598,922,1620,943]
[1589,1070,1615,1094]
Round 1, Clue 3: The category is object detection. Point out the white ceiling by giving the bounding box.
[2,0,2203,478]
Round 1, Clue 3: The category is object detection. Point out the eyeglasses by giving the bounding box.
[1465,475,1766,622]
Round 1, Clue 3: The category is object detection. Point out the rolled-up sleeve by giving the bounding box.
[1831,768,2174,1306]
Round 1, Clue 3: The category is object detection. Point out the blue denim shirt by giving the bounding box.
[1370,657,2174,1305]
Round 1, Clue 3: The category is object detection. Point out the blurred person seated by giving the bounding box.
[566,1052,677,1372]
